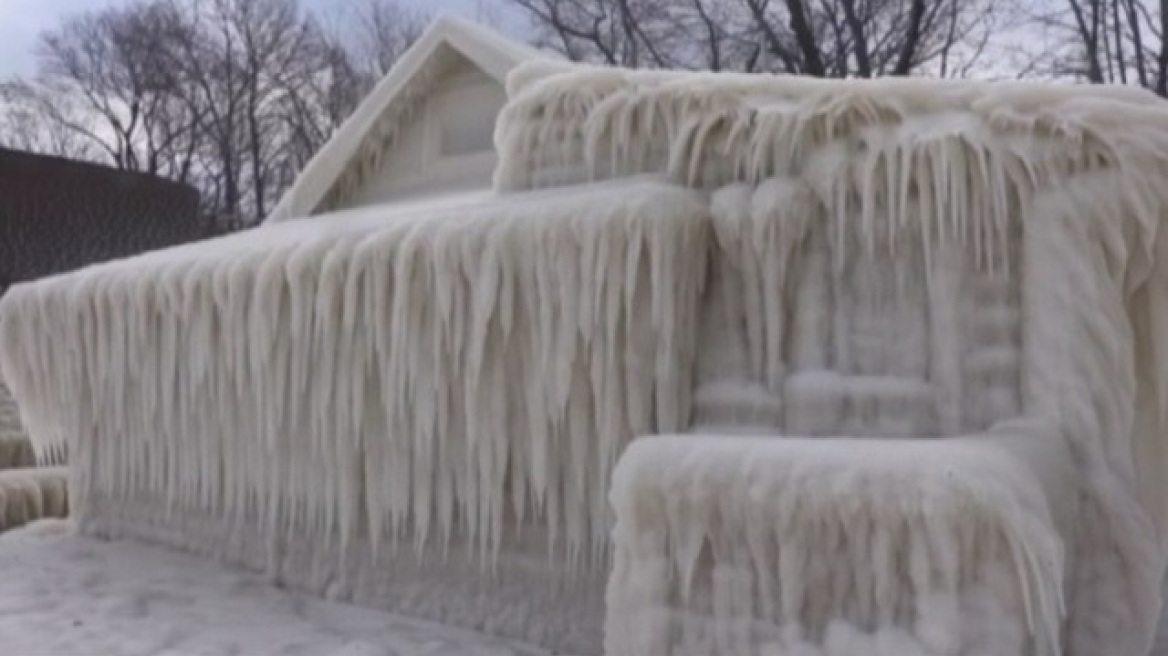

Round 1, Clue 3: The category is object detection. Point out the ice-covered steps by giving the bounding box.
[0,380,33,470]
[0,436,35,471]
[0,466,68,534]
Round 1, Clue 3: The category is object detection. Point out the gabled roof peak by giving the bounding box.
[267,16,551,223]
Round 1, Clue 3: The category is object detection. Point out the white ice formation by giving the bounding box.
[5,54,1168,656]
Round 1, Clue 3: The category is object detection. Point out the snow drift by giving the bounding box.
[6,51,1168,656]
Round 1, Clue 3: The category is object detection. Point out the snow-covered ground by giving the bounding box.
[0,520,563,656]
[4,520,1168,656]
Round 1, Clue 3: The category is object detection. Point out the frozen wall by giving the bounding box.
[0,180,707,654]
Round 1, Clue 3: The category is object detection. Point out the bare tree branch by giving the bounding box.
[505,0,1012,77]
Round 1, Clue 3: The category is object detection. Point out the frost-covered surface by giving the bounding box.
[0,519,563,656]
[0,466,67,533]
[0,179,706,653]
[607,433,1067,656]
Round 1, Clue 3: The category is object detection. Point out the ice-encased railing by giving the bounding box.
[492,61,1168,655]
[607,432,1069,656]
[0,180,710,653]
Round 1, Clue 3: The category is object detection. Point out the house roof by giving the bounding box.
[265,15,549,224]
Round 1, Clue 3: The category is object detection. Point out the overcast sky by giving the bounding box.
[0,0,507,79]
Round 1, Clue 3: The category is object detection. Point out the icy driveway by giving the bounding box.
[0,520,562,656]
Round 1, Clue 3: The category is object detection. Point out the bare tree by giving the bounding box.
[0,83,98,160]
[505,0,1014,77]
[1031,0,1168,95]
[5,3,200,177]
[328,0,428,81]
[166,0,426,226]
[503,0,678,67]
[200,0,325,219]
[0,0,423,230]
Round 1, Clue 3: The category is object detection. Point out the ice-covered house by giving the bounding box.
[6,14,1168,656]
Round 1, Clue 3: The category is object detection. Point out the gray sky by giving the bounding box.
[0,0,507,79]
[0,0,118,77]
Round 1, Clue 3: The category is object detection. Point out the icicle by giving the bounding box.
[0,178,710,594]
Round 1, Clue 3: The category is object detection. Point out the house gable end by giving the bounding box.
[345,50,507,208]
[265,16,548,223]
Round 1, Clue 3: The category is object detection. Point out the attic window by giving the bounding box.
[439,112,495,157]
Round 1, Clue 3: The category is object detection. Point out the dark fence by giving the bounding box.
[0,148,206,292]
